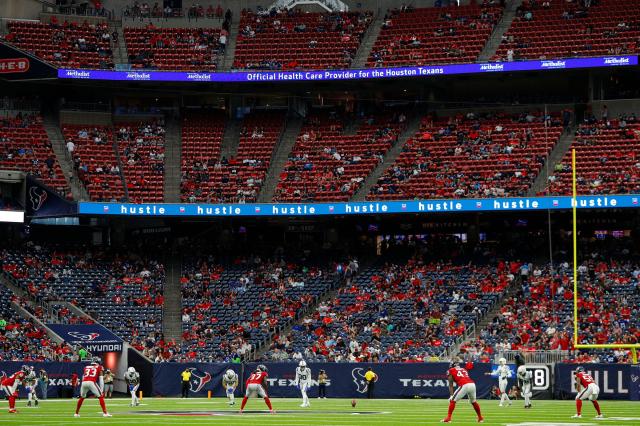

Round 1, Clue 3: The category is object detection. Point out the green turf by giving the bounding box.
[1,397,639,425]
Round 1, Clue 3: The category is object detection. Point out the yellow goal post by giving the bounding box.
[570,148,640,364]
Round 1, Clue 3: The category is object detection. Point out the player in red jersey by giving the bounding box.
[239,365,274,414]
[1,367,27,413]
[572,366,603,419]
[442,360,484,423]
[74,358,111,418]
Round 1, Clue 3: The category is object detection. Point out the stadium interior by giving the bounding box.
[0,0,639,423]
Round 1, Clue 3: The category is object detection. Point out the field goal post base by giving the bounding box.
[571,148,640,366]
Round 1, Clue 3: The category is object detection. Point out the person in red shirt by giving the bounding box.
[572,366,603,419]
[1,369,26,413]
[239,365,274,414]
[442,360,483,423]
[74,359,111,417]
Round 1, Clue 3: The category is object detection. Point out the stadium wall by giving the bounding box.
[1,0,41,20]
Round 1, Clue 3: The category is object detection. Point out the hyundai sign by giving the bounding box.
[47,324,123,353]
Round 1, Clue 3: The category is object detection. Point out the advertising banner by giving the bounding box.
[26,176,77,218]
[0,43,56,81]
[0,362,85,398]
[58,56,638,83]
[152,362,495,399]
[554,364,631,400]
[78,194,640,218]
[46,324,123,353]
[152,362,241,397]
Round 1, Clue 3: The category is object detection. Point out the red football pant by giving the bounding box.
[76,396,107,414]
[576,399,582,415]
[240,396,273,411]
[472,402,482,418]
[447,401,456,418]
[592,400,601,415]
[8,395,16,410]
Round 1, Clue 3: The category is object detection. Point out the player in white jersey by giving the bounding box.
[24,366,39,408]
[517,365,533,408]
[496,358,512,407]
[222,369,238,406]
[125,367,140,407]
[294,360,312,408]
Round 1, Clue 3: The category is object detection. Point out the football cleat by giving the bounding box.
[270,410,276,414]
[441,418,451,423]
[74,413,80,417]
[9,409,17,414]
[571,414,582,419]
[595,414,604,419]
[103,413,112,417]
[478,417,484,423]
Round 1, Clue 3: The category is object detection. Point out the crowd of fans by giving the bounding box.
[0,288,82,362]
[0,112,70,198]
[4,19,114,69]
[368,110,563,200]
[548,109,640,195]
[234,9,372,70]
[0,242,165,344]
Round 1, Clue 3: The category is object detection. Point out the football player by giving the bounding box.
[496,358,511,407]
[294,360,312,408]
[74,358,111,417]
[517,366,533,409]
[239,365,274,414]
[222,369,238,406]
[1,368,26,413]
[25,366,39,407]
[442,360,484,423]
[125,366,140,407]
[572,366,603,419]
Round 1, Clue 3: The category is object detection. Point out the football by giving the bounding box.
[351,399,357,407]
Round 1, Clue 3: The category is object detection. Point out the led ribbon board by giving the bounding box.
[78,194,640,217]
[58,56,638,83]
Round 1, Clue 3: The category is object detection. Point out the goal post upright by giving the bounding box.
[571,148,640,365]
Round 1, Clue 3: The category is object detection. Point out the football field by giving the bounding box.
[1,398,639,425]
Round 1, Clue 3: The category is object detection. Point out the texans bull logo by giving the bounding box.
[29,186,48,211]
[351,368,377,394]
[188,368,212,392]
[68,332,100,341]
[632,374,639,383]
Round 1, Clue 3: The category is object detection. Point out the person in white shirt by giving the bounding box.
[497,358,512,407]
[294,360,312,407]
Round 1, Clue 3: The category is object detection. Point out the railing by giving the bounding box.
[495,350,571,364]
[41,3,113,20]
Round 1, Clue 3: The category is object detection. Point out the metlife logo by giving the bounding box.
[64,70,90,79]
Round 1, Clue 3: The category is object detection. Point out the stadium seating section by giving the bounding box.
[548,114,640,195]
[62,124,126,202]
[233,10,372,70]
[0,245,165,344]
[181,110,286,203]
[368,111,562,200]
[116,121,165,203]
[274,110,406,202]
[494,0,640,61]
[0,113,70,198]
[263,259,510,362]
[368,4,502,67]
[0,286,77,361]
[173,257,337,362]
[5,20,114,69]
[124,25,223,71]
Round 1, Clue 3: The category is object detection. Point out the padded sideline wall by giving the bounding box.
[0,0,41,20]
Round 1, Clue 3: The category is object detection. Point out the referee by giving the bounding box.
[365,367,377,399]
[181,369,192,398]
